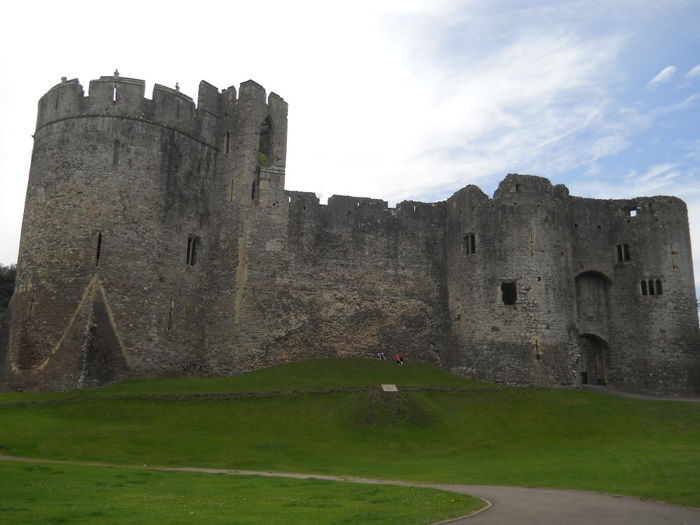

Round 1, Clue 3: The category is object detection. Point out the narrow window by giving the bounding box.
[628,207,638,217]
[616,243,630,262]
[29,289,36,320]
[501,282,517,305]
[225,132,230,155]
[463,233,476,255]
[113,140,120,166]
[581,371,588,384]
[251,181,257,201]
[95,233,102,266]
[186,236,199,266]
[112,85,117,103]
[167,298,174,332]
[648,280,655,295]
[656,280,663,295]
[258,118,272,156]
[641,280,647,296]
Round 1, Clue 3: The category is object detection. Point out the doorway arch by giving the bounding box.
[579,333,608,385]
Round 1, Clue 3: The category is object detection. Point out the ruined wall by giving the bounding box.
[445,175,579,387]
[571,196,700,394]
[2,73,698,395]
[199,190,452,375]
[200,80,289,374]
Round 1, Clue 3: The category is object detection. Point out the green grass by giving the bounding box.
[0,358,486,403]
[0,460,482,524]
[1,358,699,508]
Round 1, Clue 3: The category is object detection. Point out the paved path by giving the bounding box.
[422,484,699,525]
[581,385,700,403]
[1,455,698,524]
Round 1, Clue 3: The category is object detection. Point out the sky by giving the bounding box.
[1,0,699,296]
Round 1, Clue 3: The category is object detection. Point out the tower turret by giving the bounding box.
[3,74,287,391]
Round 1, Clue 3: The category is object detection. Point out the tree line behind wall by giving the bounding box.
[0,264,16,323]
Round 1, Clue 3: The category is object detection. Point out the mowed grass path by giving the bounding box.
[1,358,699,507]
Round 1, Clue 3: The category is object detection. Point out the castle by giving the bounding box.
[1,73,699,394]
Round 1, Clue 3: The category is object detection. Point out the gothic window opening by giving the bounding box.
[95,233,102,266]
[501,282,517,305]
[186,236,199,266]
[641,280,647,295]
[258,118,272,156]
[616,243,630,262]
[656,280,663,295]
[463,233,476,255]
[251,181,257,201]
[649,280,656,295]
[112,85,117,102]
[225,132,230,155]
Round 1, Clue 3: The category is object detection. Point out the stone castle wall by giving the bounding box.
[1,74,698,394]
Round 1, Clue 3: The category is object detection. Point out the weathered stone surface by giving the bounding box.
[1,74,698,394]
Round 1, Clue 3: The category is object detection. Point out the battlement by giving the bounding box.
[571,194,688,223]
[493,173,570,200]
[35,73,287,148]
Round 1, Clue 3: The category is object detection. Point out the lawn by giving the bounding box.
[1,358,698,508]
[0,460,483,524]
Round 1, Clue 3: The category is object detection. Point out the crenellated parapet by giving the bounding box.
[35,73,288,151]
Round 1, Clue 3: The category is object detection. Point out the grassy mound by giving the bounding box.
[1,358,698,507]
[0,358,485,402]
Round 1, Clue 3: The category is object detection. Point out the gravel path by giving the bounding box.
[1,455,698,524]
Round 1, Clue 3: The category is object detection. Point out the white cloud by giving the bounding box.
[632,163,681,182]
[687,64,700,79]
[1,0,699,280]
[647,65,677,88]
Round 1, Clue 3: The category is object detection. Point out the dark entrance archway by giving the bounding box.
[575,270,611,340]
[579,334,608,385]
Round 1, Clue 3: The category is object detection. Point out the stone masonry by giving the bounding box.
[1,73,698,394]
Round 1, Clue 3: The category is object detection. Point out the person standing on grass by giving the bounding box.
[396,353,404,365]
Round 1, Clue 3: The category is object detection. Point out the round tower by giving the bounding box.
[5,74,222,390]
